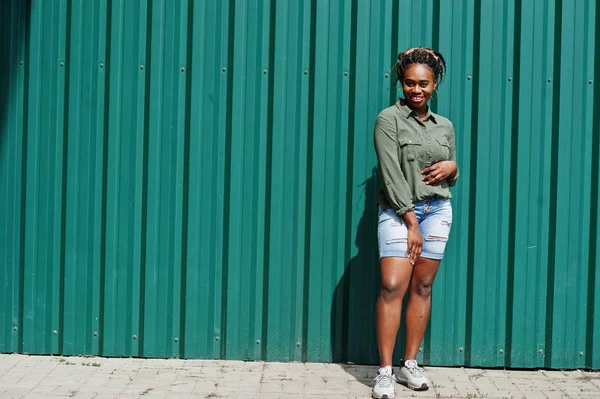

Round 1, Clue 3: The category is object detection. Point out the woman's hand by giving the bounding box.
[402,211,421,265]
[422,161,457,185]
[406,225,422,265]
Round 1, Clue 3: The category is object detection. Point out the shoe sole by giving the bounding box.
[372,394,394,399]
[395,379,429,391]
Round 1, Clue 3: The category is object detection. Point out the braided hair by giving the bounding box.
[390,47,447,88]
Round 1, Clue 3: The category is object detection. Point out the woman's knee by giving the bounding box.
[380,278,407,301]
[410,279,434,299]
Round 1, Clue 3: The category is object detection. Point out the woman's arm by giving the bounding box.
[374,113,422,264]
[421,127,459,185]
[374,113,415,215]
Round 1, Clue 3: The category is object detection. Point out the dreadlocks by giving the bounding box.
[390,47,447,88]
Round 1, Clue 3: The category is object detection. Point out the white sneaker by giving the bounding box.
[395,359,431,391]
[372,366,395,398]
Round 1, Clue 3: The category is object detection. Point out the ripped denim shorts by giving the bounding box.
[377,197,452,260]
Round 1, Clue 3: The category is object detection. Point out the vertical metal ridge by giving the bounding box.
[423,0,441,362]
[260,0,277,362]
[137,0,154,357]
[544,0,563,369]
[586,0,600,369]
[98,0,112,357]
[301,0,317,363]
[505,0,522,368]
[464,0,481,367]
[340,0,359,363]
[178,0,194,360]
[220,0,236,360]
[17,0,32,355]
[430,0,440,117]
[57,0,73,356]
[389,0,399,102]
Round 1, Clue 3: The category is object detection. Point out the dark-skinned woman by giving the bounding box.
[371,47,458,399]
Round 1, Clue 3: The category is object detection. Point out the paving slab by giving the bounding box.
[0,354,597,398]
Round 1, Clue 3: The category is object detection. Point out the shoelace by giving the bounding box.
[372,372,393,388]
[405,364,424,378]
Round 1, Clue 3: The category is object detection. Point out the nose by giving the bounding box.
[412,85,422,94]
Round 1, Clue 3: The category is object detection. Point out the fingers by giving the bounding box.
[410,245,417,265]
[409,243,422,265]
[406,237,422,265]
[405,241,416,264]
[423,172,443,184]
[422,164,447,185]
[411,243,422,265]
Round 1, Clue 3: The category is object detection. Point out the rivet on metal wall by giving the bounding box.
[344,71,349,76]
[181,67,185,72]
[508,77,512,82]
[589,80,593,85]
[263,69,267,74]
[418,347,423,352]
[215,336,220,341]
[538,349,543,354]
[499,349,504,354]
[459,347,464,352]
[579,351,584,356]
[296,342,301,347]
[467,75,472,80]
[222,67,227,72]
[256,340,260,345]
[13,326,17,331]
[60,62,64,67]
[384,73,389,78]
[132,335,138,340]
[53,330,58,335]
[20,60,24,66]
[304,70,308,75]
[93,331,98,337]
[100,63,104,69]
[547,78,551,82]
[140,65,144,70]
[174,338,179,342]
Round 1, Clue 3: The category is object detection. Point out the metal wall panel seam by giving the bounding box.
[590,0,600,370]
[543,0,563,370]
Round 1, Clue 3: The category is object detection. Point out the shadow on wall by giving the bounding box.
[330,168,413,387]
[331,168,400,369]
[0,0,30,148]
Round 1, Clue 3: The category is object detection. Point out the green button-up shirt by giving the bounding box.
[374,99,459,216]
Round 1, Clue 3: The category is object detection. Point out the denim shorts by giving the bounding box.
[377,198,453,260]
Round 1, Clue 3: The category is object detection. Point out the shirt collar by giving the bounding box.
[396,98,437,124]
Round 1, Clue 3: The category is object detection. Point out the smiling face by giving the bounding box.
[401,63,437,114]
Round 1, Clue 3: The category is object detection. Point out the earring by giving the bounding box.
[431,88,439,100]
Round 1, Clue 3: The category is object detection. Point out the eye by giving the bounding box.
[420,83,428,88]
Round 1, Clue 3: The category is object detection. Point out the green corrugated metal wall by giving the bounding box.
[0,0,598,369]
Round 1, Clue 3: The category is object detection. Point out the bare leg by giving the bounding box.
[404,257,441,360]
[376,257,412,367]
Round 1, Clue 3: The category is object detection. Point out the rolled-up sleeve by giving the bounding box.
[374,114,415,216]
[446,127,459,187]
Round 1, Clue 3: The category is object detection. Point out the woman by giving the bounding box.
[371,47,458,399]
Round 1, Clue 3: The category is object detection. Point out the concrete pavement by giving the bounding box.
[0,354,598,398]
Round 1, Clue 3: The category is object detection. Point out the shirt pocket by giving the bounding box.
[398,137,422,162]
[434,136,451,160]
